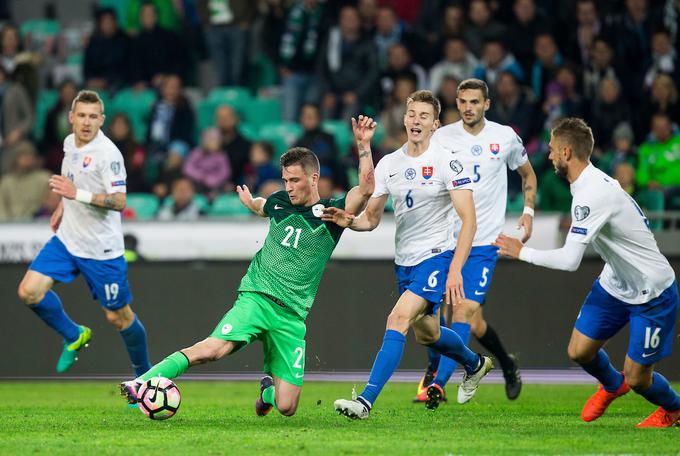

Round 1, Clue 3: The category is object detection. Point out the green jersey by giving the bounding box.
[238,191,346,319]
[636,135,680,188]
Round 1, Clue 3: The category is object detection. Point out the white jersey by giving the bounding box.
[372,142,473,266]
[433,119,528,246]
[566,163,675,304]
[57,130,127,260]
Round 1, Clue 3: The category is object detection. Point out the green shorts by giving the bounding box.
[210,292,307,386]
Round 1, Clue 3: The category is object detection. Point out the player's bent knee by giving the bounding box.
[623,368,653,392]
[17,282,45,305]
[277,403,298,417]
[386,311,410,333]
[567,345,594,364]
[415,329,439,346]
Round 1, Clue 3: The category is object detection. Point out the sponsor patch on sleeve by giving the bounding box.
[570,226,587,235]
[111,180,126,187]
[452,177,472,187]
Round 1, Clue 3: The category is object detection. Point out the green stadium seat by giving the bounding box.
[126,193,160,220]
[32,90,58,142]
[20,19,60,39]
[197,98,248,134]
[109,89,156,142]
[258,122,303,161]
[208,193,251,217]
[321,120,353,157]
[243,97,282,128]
[239,122,260,141]
[207,87,251,111]
[385,195,394,212]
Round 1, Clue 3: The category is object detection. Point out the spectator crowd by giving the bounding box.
[0,0,679,222]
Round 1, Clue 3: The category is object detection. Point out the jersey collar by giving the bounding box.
[570,162,595,195]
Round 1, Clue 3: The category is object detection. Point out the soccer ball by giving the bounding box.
[137,377,181,420]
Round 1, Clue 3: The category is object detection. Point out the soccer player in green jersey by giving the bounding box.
[120,116,377,417]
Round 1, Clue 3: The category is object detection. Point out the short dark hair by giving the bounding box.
[406,90,441,119]
[71,89,104,113]
[280,147,320,175]
[457,78,489,99]
[551,117,594,161]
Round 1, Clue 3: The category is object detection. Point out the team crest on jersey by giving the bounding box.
[422,166,433,179]
[405,168,416,180]
[471,145,483,156]
[574,205,590,221]
[490,143,500,154]
[83,155,92,168]
[449,160,463,175]
[110,161,121,174]
[312,204,325,217]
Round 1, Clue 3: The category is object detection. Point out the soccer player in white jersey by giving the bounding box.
[326,90,493,420]
[416,78,537,407]
[17,90,151,376]
[495,118,680,428]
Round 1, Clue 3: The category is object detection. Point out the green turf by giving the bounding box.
[0,381,677,455]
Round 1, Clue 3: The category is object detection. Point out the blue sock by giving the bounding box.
[119,315,152,377]
[425,315,448,371]
[638,372,680,411]
[433,322,471,387]
[359,330,406,406]
[29,290,80,343]
[578,349,624,392]
[429,326,479,383]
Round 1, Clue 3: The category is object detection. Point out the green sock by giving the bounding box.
[262,385,277,409]
[137,351,190,382]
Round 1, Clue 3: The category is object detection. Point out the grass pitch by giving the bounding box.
[0,381,677,455]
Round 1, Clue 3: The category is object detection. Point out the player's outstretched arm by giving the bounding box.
[344,115,376,215]
[322,195,387,231]
[447,189,477,304]
[493,234,587,272]
[236,185,266,217]
[515,161,537,242]
[49,175,126,211]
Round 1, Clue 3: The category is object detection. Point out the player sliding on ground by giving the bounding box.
[120,116,376,417]
[324,90,492,420]
[494,117,680,428]
[18,90,151,377]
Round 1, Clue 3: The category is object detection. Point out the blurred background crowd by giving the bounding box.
[0,0,678,223]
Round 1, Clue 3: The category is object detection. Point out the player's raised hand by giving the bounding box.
[236,184,253,207]
[493,234,523,259]
[351,115,378,145]
[517,213,533,243]
[445,267,465,306]
[49,175,77,199]
[321,207,355,228]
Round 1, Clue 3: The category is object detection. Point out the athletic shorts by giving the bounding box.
[210,292,307,386]
[461,245,499,304]
[30,236,132,310]
[575,279,679,365]
[395,250,453,315]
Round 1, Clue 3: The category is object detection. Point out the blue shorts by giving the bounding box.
[575,279,679,365]
[30,236,132,310]
[462,245,499,304]
[395,250,453,315]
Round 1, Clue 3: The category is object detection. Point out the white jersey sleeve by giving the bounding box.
[441,154,473,192]
[102,150,127,194]
[372,153,391,198]
[565,191,612,244]
[506,131,528,171]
